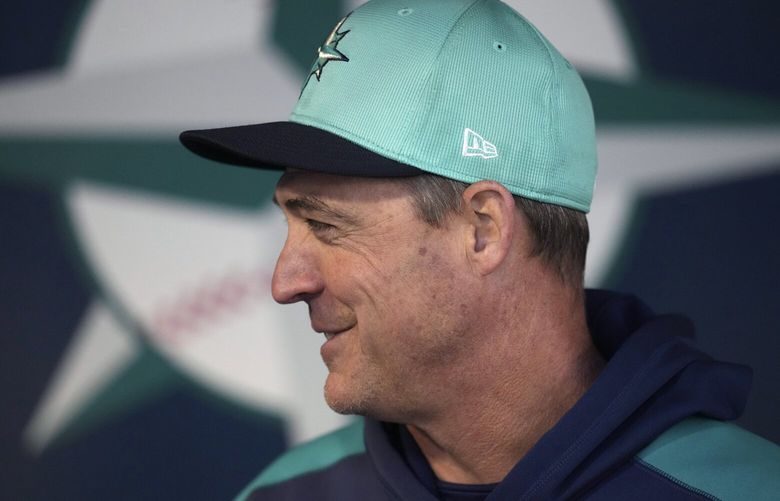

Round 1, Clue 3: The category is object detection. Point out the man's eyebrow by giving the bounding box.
[274,194,359,226]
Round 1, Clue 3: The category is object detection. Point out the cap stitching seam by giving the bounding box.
[400,0,486,153]
[522,16,562,196]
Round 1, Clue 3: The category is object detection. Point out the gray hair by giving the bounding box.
[399,174,588,287]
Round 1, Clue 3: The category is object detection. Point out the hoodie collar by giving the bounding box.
[364,290,752,500]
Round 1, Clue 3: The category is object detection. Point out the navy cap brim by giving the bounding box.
[179,121,422,177]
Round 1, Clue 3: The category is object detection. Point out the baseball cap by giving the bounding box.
[180,0,597,212]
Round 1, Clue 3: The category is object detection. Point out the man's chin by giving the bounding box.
[323,376,370,416]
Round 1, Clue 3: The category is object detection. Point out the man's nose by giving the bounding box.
[271,234,324,304]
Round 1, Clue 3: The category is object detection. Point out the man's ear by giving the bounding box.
[461,181,517,275]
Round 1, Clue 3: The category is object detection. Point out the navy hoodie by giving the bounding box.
[237,290,780,500]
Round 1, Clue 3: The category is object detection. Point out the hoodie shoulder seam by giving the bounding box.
[234,419,366,500]
[634,457,721,500]
[635,417,780,501]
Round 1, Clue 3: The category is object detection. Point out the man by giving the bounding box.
[180,0,780,499]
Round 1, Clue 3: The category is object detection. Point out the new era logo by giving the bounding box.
[462,128,498,159]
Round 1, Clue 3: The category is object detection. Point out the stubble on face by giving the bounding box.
[320,235,476,423]
[274,172,478,422]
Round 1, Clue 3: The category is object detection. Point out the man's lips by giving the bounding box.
[317,325,354,362]
[312,325,353,340]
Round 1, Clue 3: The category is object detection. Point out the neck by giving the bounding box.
[405,287,604,484]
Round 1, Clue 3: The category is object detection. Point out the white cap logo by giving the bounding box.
[462,128,498,159]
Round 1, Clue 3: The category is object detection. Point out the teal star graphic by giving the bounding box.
[309,14,351,83]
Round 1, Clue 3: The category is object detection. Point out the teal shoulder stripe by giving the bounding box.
[234,419,366,501]
[637,417,780,501]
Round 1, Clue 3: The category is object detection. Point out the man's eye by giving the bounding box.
[306,219,335,232]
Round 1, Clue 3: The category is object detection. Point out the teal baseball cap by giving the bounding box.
[180,0,597,212]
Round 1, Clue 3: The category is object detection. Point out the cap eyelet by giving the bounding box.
[493,41,507,52]
[398,8,413,16]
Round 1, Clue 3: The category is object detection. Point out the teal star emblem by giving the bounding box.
[306,14,351,87]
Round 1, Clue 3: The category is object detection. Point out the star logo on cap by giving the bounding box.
[303,14,351,91]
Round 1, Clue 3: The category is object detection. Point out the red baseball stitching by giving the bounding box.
[150,268,273,344]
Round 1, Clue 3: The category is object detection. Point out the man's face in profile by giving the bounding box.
[271,170,480,420]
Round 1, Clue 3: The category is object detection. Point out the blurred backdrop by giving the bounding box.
[1,0,779,499]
